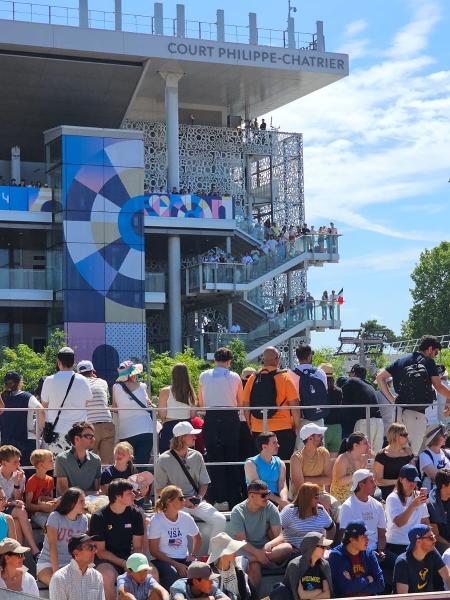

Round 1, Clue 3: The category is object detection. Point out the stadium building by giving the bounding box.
[0,2,348,382]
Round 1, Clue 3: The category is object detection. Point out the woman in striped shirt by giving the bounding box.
[280,483,335,551]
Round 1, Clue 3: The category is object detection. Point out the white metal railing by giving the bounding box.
[145,272,165,293]
[385,335,450,355]
[0,1,318,49]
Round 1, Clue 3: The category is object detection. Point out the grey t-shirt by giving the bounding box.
[54,449,101,492]
[37,511,88,568]
[170,578,226,600]
[228,500,281,548]
[155,449,210,497]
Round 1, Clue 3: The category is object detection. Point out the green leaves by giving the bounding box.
[402,242,450,338]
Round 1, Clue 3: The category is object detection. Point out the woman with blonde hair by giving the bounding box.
[280,483,335,551]
[374,423,414,500]
[148,485,201,590]
[158,364,198,452]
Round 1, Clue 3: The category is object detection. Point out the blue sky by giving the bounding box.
[47,1,450,347]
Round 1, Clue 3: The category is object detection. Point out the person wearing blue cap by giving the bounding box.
[385,464,430,557]
[393,524,450,593]
[328,521,384,597]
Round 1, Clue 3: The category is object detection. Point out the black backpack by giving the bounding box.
[249,369,286,420]
[396,356,435,409]
[294,367,330,420]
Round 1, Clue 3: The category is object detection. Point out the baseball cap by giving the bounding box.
[67,533,100,555]
[126,553,152,572]
[77,360,94,373]
[408,525,432,551]
[58,346,74,355]
[172,421,202,437]
[0,538,30,555]
[241,367,256,380]
[343,521,367,540]
[399,464,421,483]
[300,423,327,441]
[187,561,220,580]
[351,469,373,492]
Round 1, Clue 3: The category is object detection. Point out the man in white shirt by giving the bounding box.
[198,347,243,510]
[41,347,92,454]
[339,469,387,556]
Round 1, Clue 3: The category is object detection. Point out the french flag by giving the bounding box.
[337,288,344,304]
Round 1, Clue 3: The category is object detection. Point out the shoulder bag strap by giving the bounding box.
[51,373,76,431]
[119,382,150,412]
[169,449,199,495]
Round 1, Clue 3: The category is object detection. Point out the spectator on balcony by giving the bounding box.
[306,292,315,320]
[171,187,178,194]
[9,179,16,186]
[158,363,198,453]
[198,348,243,510]
[230,323,241,334]
[318,227,325,252]
[329,291,337,320]
[260,119,267,130]
[320,291,328,320]
[0,371,45,467]
[252,118,258,129]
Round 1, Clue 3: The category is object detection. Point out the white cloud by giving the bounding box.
[338,247,422,272]
[267,1,449,240]
[344,19,368,38]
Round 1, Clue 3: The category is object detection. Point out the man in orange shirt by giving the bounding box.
[243,347,300,461]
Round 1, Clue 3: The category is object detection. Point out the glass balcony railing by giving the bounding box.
[182,234,339,293]
[145,272,166,293]
[185,302,341,356]
[0,268,55,290]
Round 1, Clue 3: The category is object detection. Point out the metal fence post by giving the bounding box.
[262,408,268,433]
[366,405,371,450]
[152,408,159,505]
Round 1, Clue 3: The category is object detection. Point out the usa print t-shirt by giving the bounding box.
[148,511,199,559]
[38,511,88,567]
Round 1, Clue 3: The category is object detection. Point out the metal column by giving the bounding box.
[168,236,182,355]
[160,72,183,190]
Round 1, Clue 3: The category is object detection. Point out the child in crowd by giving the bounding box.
[0,487,16,541]
[117,552,169,600]
[25,449,57,528]
[0,445,40,558]
[101,441,137,494]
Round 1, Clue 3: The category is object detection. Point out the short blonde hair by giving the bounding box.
[30,449,53,467]
[387,423,407,445]
[114,441,134,459]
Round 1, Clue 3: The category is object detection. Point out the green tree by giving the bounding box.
[402,242,450,338]
[361,319,398,343]
[312,347,346,378]
[148,347,209,398]
[0,328,67,393]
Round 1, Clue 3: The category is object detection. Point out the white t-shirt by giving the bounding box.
[147,510,199,559]
[42,371,92,434]
[26,395,42,440]
[419,448,450,491]
[339,494,386,551]
[443,548,450,591]
[113,383,152,439]
[199,368,241,408]
[0,469,25,500]
[385,491,429,545]
[0,569,39,595]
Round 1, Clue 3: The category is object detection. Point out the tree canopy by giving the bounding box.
[402,241,450,338]
[361,319,398,343]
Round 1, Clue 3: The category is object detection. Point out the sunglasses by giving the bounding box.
[254,492,270,498]
[6,552,25,558]
[399,432,409,437]
[81,433,95,439]
[317,545,327,549]
[421,535,435,541]
[80,544,96,551]
[0,496,6,502]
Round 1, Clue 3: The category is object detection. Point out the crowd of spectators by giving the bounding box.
[0,338,449,599]
[0,176,47,188]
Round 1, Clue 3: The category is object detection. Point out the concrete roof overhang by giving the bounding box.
[0,19,348,160]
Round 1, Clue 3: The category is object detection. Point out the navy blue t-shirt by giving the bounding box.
[387,352,438,403]
[393,549,444,593]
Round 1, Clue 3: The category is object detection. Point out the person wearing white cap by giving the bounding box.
[155,421,226,541]
[339,469,388,561]
[207,533,255,600]
[290,423,338,518]
[77,359,115,464]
